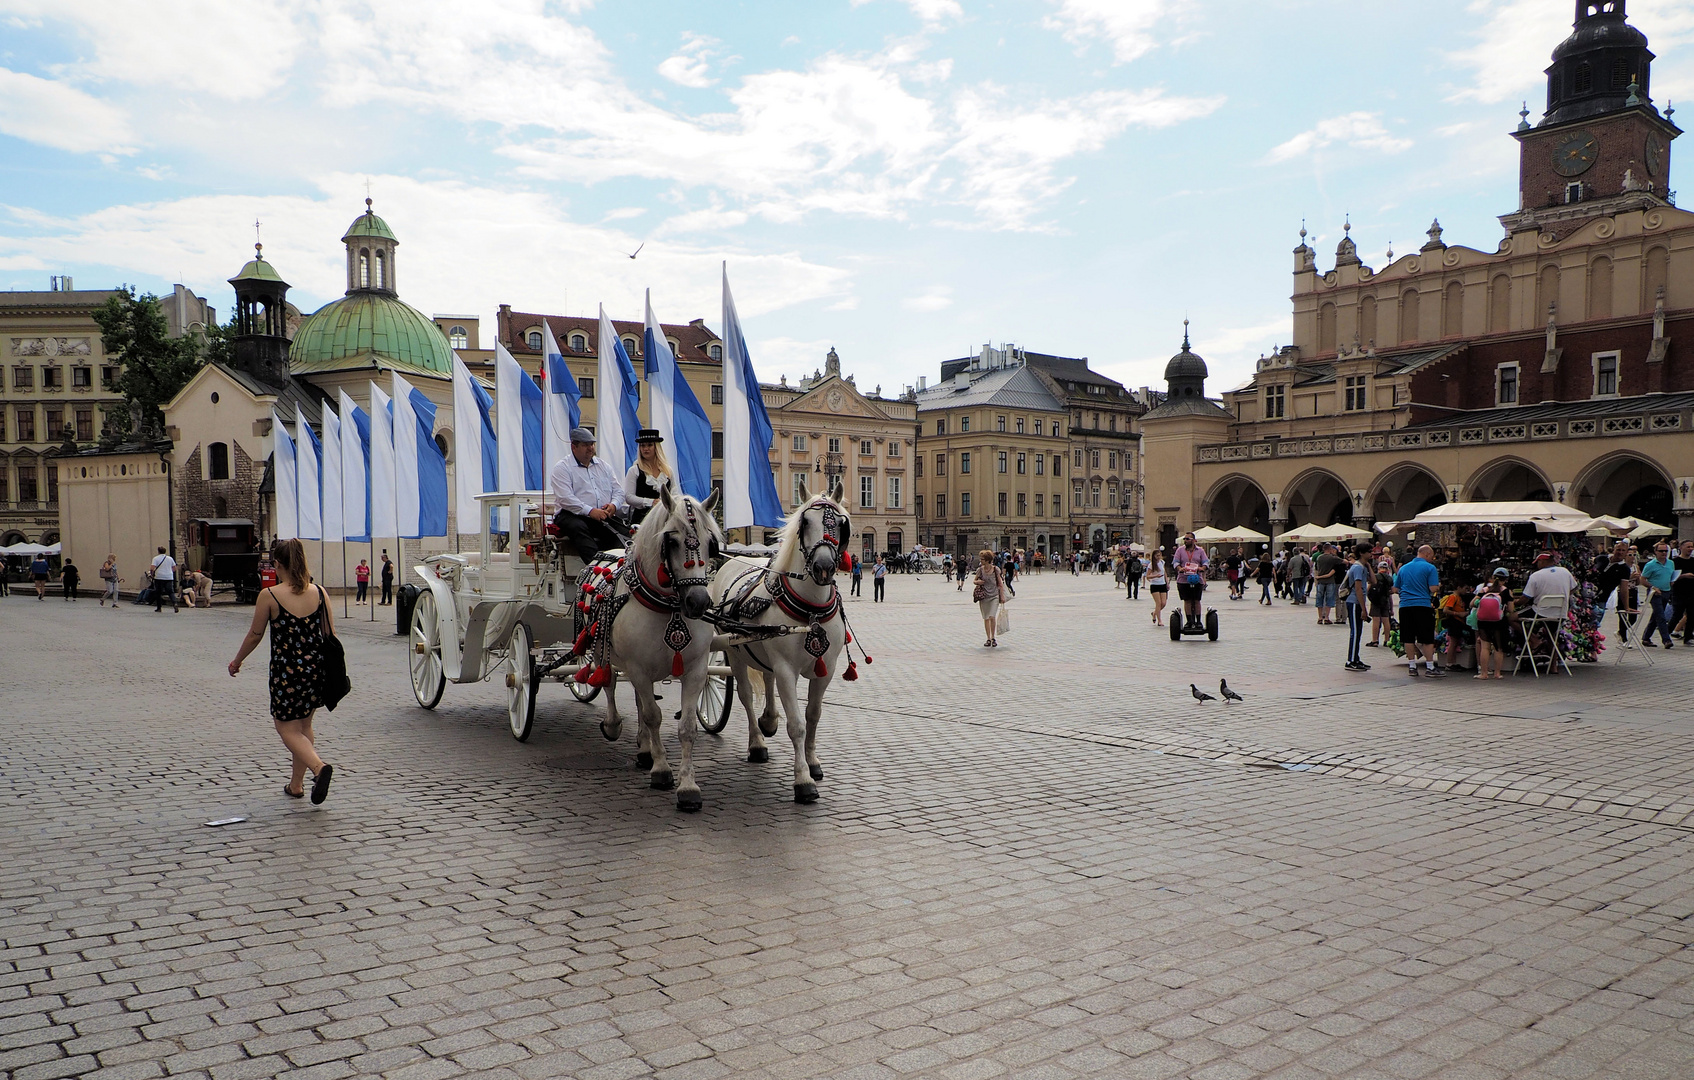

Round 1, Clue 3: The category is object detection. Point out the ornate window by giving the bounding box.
[793,434,807,451]
[449,326,468,349]
[860,439,872,457]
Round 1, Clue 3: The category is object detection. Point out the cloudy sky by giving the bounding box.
[2,0,1692,397]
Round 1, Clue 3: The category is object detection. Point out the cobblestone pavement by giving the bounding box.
[5,572,1694,1080]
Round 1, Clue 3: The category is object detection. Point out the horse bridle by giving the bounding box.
[803,502,848,570]
[629,498,715,612]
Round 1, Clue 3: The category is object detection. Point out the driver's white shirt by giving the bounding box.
[550,454,628,517]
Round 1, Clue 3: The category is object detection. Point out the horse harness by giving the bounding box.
[573,500,713,685]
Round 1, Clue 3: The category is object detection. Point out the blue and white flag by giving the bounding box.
[597,304,641,472]
[294,405,323,541]
[452,355,497,531]
[542,319,580,488]
[272,407,298,540]
[644,289,713,501]
[495,341,544,490]
[340,389,370,543]
[322,404,344,543]
[392,371,449,538]
[369,381,397,540]
[720,265,784,529]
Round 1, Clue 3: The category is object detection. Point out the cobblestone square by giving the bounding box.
[6,572,1694,1079]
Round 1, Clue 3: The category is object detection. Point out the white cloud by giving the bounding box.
[852,0,963,24]
[1264,112,1412,164]
[1043,0,1167,63]
[658,32,718,88]
[0,174,851,326]
[0,0,304,100]
[1449,0,1694,106]
[902,286,952,311]
[0,67,134,154]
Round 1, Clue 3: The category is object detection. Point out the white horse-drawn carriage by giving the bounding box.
[406,481,862,810]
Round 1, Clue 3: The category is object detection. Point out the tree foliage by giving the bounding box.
[90,287,207,433]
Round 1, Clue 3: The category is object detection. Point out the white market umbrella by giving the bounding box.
[1628,519,1673,539]
[1277,523,1330,543]
[1191,526,1230,542]
[1215,526,1270,544]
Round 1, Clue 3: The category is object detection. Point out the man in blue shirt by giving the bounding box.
[1343,547,1372,671]
[1393,544,1445,677]
[1639,541,1680,648]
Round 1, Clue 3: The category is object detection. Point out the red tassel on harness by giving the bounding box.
[671,651,685,677]
[574,664,591,683]
[842,660,858,682]
[814,657,828,678]
[844,631,852,644]
[864,655,873,664]
[573,628,592,654]
[658,564,671,587]
[588,665,611,687]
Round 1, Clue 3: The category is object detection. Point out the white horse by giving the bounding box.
[710,478,849,804]
[590,485,724,811]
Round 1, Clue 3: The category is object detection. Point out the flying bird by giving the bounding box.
[625,242,644,260]
[1220,679,1243,703]
[1191,684,1215,704]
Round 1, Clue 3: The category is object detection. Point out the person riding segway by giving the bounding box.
[1170,531,1220,641]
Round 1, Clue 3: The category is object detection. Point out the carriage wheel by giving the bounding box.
[698,650,734,735]
[505,621,537,741]
[409,591,446,709]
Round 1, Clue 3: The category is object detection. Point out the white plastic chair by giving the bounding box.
[1605,587,1654,667]
[1514,593,1571,677]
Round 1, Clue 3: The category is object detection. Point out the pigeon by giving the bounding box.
[1220,679,1243,704]
[1191,684,1215,703]
[624,242,644,260]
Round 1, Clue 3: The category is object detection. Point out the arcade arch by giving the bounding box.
[1465,457,1552,502]
[1204,475,1270,532]
[1282,469,1352,526]
[1572,452,1673,522]
[1368,463,1447,522]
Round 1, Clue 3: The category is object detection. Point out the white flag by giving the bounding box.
[271,407,298,540]
[369,381,397,540]
[340,389,369,541]
[453,355,497,536]
[392,372,421,538]
[322,404,344,543]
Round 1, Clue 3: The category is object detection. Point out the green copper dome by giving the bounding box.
[342,204,397,242]
[290,292,452,377]
[230,252,287,285]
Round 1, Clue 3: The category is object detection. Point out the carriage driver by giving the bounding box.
[550,426,631,560]
[1174,531,1210,630]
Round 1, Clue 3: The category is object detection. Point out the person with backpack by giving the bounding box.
[60,558,80,601]
[1343,547,1372,671]
[1255,548,1275,604]
[1124,553,1143,600]
[1366,559,1395,646]
[150,546,178,612]
[1473,570,1512,679]
[1285,547,1311,605]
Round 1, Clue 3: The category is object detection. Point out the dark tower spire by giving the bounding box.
[228,243,292,386]
[1541,0,1654,127]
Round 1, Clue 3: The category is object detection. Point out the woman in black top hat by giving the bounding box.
[624,429,676,526]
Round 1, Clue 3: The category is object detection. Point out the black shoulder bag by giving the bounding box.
[316,586,352,711]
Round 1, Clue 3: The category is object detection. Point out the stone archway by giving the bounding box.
[1204,474,1270,532]
[1573,452,1674,522]
[1368,463,1447,522]
[1283,469,1352,526]
[1466,457,1553,502]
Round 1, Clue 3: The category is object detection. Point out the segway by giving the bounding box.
[1170,574,1220,641]
[1170,608,1219,641]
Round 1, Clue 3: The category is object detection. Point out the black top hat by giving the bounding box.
[636,428,664,443]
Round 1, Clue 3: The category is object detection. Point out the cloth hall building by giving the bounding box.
[1143,0,1694,544]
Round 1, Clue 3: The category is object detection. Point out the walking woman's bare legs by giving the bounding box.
[274,714,325,794]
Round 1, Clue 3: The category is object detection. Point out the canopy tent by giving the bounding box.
[0,542,59,556]
[1410,501,1590,526]
[1629,519,1673,539]
[1315,522,1372,541]
[1190,526,1230,542]
[1213,526,1269,544]
[1276,523,1328,542]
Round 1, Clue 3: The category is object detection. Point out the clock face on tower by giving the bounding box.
[1553,129,1599,176]
[1646,135,1664,177]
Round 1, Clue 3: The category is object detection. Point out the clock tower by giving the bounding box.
[1511,0,1680,220]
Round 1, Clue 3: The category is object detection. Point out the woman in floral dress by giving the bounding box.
[227,539,337,804]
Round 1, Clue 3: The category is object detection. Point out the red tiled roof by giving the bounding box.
[497,307,722,365]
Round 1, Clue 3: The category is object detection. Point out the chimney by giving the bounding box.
[917,376,927,391]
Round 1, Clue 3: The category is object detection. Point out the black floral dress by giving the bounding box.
[268,587,326,721]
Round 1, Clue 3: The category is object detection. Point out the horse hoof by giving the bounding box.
[599,722,619,743]
[809,764,823,781]
[794,783,819,804]
[747,746,769,764]
[650,770,675,791]
[636,751,654,770]
[759,718,780,738]
[677,790,703,812]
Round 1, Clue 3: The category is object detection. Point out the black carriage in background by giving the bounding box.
[187,518,262,604]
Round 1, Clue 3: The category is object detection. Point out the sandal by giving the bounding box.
[310,764,334,804]
[283,784,304,798]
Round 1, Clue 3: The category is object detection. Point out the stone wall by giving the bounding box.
[175,442,261,563]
